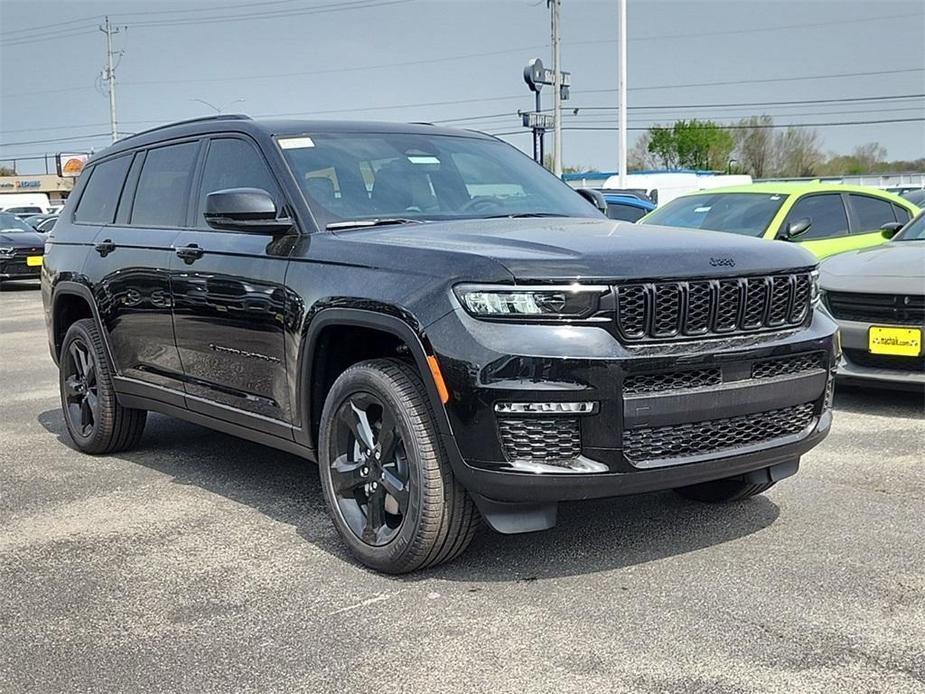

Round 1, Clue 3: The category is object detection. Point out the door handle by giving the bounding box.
[94,239,116,257]
[175,243,204,264]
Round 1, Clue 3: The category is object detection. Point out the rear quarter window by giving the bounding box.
[73,155,132,224]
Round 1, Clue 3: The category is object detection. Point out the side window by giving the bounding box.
[892,203,912,224]
[849,194,897,232]
[784,194,849,240]
[131,141,199,227]
[73,155,132,224]
[197,138,282,226]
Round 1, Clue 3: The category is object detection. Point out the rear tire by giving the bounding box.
[59,318,147,454]
[318,358,478,574]
[674,477,775,503]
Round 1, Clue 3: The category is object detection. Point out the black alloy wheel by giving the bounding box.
[58,318,147,454]
[318,359,479,573]
[329,392,411,546]
[62,337,99,438]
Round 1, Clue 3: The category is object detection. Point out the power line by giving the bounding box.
[0,133,112,148]
[0,0,412,47]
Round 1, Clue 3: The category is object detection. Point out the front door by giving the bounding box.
[169,136,297,428]
[777,192,854,258]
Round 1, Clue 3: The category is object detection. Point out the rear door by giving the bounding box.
[777,192,854,258]
[845,192,911,250]
[169,135,297,430]
[79,144,197,399]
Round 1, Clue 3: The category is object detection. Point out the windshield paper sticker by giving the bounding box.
[279,137,315,149]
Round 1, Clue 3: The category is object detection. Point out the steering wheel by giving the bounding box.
[457,196,505,214]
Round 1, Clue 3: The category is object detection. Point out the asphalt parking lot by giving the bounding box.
[1,282,923,694]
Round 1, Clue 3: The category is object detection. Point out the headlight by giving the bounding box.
[454,284,608,319]
[810,269,820,306]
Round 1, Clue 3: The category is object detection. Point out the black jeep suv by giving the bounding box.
[42,115,837,573]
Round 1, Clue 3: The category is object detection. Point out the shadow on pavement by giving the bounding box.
[0,280,41,291]
[37,407,780,581]
[833,384,924,420]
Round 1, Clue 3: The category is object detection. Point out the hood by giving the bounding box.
[0,231,45,249]
[819,240,925,294]
[333,217,817,281]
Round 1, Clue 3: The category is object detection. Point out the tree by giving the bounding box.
[852,142,887,172]
[773,127,823,177]
[646,120,735,171]
[628,133,658,171]
[0,165,15,176]
[734,115,775,177]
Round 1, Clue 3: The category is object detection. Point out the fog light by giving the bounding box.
[494,401,598,415]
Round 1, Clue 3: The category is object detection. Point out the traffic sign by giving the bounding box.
[522,112,555,130]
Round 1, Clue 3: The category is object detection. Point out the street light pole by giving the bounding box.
[617,0,627,187]
[550,0,562,177]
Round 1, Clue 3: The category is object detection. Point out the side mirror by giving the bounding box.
[204,188,293,234]
[576,188,608,215]
[781,217,812,241]
[880,221,904,239]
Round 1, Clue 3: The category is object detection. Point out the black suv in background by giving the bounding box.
[43,116,837,573]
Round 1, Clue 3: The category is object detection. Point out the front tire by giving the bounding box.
[674,477,776,503]
[59,318,147,454]
[318,358,478,573]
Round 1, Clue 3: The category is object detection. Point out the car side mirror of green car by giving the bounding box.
[781,217,812,241]
[880,222,904,239]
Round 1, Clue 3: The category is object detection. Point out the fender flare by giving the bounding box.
[50,281,115,369]
[295,307,453,450]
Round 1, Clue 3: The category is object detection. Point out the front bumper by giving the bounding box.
[428,308,837,506]
[833,317,924,391]
[0,256,42,280]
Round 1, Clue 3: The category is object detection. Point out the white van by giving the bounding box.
[0,192,52,216]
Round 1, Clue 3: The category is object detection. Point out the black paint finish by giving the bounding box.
[42,116,837,518]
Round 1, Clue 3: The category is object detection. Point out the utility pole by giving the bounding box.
[549,0,562,177]
[617,0,627,187]
[99,16,123,143]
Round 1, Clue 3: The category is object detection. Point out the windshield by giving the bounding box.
[895,212,925,241]
[278,132,598,229]
[641,192,787,237]
[0,212,35,233]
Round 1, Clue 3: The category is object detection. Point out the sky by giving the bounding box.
[1,0,924,175]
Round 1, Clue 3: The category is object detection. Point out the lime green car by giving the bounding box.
[639,183,920,258]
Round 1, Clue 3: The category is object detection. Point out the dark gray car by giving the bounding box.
[819,213,925,390]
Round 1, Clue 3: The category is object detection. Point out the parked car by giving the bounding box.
[819,212,924,390]
[43,115,837,573]
[901,189,925,206]
[3,205,47,218]
[0,211,45,284]
[639,183,919,258]
[23,213,58,233]
[603,192,656,221]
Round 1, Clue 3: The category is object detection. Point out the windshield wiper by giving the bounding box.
[326,218,423,230]
[482,213,571,219]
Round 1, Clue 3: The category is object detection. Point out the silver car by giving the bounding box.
[819,213,925,390]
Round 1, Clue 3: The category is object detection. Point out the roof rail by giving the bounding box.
[117,113,252,144]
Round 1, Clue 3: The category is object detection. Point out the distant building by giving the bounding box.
[0,173,75,206]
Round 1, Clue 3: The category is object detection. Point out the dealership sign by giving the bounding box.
[56,153,89,178]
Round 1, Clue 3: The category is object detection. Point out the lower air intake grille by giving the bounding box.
[623,402,815,464]
[498,418,581,463]
[624,368,722,394]
[752,352,825,379]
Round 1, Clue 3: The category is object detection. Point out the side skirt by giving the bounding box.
[114,378,317,463]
